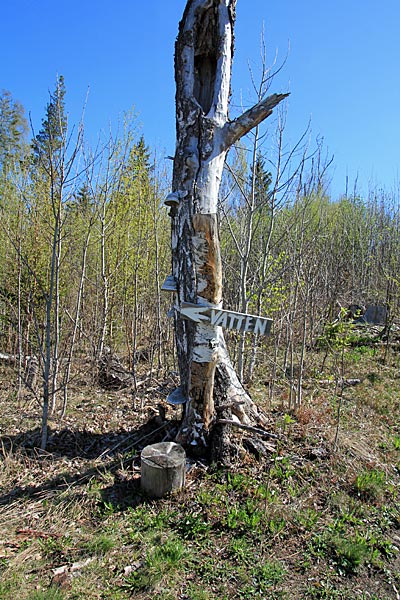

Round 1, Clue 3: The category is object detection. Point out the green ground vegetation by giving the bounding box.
[0,333,399,599]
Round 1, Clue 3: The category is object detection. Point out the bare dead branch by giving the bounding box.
[222,93,289,150]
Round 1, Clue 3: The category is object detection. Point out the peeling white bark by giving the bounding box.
[196,152,226,213]
[172,0,287,455]
[193,322,219,363]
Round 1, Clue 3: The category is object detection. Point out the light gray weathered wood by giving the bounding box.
[141,442,186,498]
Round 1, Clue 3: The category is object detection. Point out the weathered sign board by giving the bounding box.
[161,275,272,337]
[179,302,272,336]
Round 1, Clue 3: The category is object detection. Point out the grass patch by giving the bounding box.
[28,589,65,600]
[82,531,117,555]
[121,536,187,594]
[354,468,386,502]
[0,347,399,599]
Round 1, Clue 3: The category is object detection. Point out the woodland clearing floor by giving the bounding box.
[0,344,399,599]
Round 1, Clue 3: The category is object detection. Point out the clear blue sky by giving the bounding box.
[2,0,399,198]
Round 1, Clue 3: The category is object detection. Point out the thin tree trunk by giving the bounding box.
[41,227,58,450]
[152,175,163,375]
[236,133,257,381]
[98,200,108,359]
[17,210,23,404]
[51,193,62,414]
[61,226,91,417]
[131,270,138,399]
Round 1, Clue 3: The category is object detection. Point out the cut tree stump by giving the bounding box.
[140,442,186,498]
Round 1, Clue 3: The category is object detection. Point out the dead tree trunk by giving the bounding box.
[170,0,287,459]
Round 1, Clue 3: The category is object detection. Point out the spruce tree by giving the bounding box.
[0,90,28,174]
[32,75,67,174]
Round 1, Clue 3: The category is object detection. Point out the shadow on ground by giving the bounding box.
[0,417,178,509]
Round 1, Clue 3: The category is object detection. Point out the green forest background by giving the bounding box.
[1,77,399,432]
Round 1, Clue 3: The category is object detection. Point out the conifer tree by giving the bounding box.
[0,91,29,358]
[0,90,28,173]
[32,75,67,174]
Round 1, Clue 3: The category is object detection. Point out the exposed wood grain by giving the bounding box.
[192,213,222,303]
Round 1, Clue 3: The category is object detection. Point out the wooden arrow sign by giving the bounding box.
[179,303,210,323]
[179,303,272,336]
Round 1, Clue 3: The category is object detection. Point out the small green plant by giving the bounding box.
[38,536,70,562]
[229,537,254,563]
[270,456,295,481]
[191,553,223,584]
[223,499,263,532]
[375,537,398,560]
[267,515,286,537]
[347,345,377,363]
[224,505,246,530]
[237,560,286,597]
[253,560,286,586]
[305,579,342,598]
[295,508,321,531]
[252,482,275,502]
[310,529,378,576]
[317,308,355,352]
[99,501,116,516]
[185,584,216,600]
[127,505,159,531]
[123,566,159,593]
[280,413,296,434]
[0,578,22,599]
[153,537,186,566]
[123,537,186,593]
[355,469,386,502]
[175,512,211,539]
[226,471,255,491]
[196,487,221,506]
[329,534,373,574]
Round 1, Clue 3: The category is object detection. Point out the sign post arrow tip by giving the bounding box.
[179,303,210,323]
